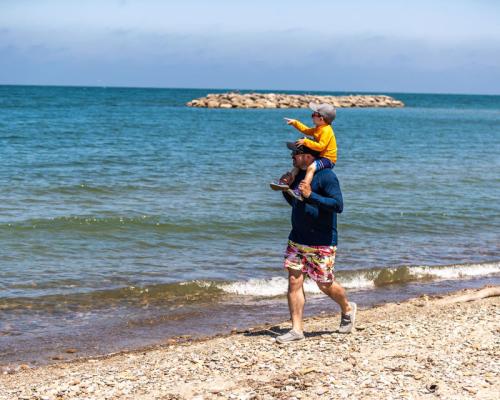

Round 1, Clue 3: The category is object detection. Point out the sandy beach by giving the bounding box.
[1,286,498,399]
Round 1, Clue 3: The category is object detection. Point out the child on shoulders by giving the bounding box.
[271,102,337,200]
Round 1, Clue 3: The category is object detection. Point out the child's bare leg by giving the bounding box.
[287,167,299,184]
[302,162,317,185]
[271,167,300,191]
[286,166,305,201]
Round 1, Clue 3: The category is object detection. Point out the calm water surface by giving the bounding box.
[0,86,499,364]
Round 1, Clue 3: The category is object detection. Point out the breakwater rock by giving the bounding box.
[187,92,404,109]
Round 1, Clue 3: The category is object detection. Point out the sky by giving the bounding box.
[1,0,499,94]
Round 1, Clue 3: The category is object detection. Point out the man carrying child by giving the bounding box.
[272,103,356,343]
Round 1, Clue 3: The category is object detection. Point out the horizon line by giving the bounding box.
[0,83,499,97]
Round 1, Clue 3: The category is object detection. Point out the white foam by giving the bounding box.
[218,274,375,296]
[179,280,213,288]
[338,275,375,289]
[409,262,500,280]
[219,277,323,296]
[216,261,500,297]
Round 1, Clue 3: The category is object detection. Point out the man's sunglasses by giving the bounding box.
[311,112,323,118]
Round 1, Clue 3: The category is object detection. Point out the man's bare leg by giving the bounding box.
[317,280,357,333]
[316,280,351,314]
[276,269,307,343]
[287,268,306,333]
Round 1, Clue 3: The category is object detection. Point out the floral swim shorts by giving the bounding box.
[284,240,337,283]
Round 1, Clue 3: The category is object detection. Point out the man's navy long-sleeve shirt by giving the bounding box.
[283,169,343,246]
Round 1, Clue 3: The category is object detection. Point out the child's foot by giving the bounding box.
[270,181,289,191]
[286,187,303,201]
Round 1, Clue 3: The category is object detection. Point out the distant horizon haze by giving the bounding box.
[1,0,499,95]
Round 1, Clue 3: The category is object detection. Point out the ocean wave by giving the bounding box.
[218,261,500,296]
[1,262,498,312]
[0,281,225,312]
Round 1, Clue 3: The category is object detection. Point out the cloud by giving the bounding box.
[0,25,499,93]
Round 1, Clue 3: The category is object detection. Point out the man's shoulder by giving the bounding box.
[315,168,338,180]
[313,169,340,190]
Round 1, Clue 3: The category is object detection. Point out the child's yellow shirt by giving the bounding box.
[290,120,337,163]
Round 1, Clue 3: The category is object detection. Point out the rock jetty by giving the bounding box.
[187,92,404,109]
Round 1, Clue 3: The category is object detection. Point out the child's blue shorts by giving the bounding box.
[315,157,335,171]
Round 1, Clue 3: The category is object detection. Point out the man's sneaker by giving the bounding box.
[270,181,289,191]
[276,329,305,344]
[286,187,303,201]
[338,302,357,334]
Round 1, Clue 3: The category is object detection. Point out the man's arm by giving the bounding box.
[299,173,343,213]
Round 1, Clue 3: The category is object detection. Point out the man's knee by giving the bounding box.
[316,281,331,294]
[288,270,304,291]
[317,280,343,295]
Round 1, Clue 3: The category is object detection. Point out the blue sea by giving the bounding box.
[0,85,499,365]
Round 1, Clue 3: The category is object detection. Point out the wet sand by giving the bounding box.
[1,286,498,399]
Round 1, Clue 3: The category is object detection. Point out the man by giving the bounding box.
[276,142,356,344]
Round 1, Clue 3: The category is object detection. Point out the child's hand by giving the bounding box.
[284,118,295,125]
[296,138,306,146]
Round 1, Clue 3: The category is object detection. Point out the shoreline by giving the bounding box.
[1,286,498,399]
[2,273,498,368]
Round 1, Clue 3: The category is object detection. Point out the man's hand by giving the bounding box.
[284,118,295,125]
[299,181,312,198]
[295,138,306,146]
